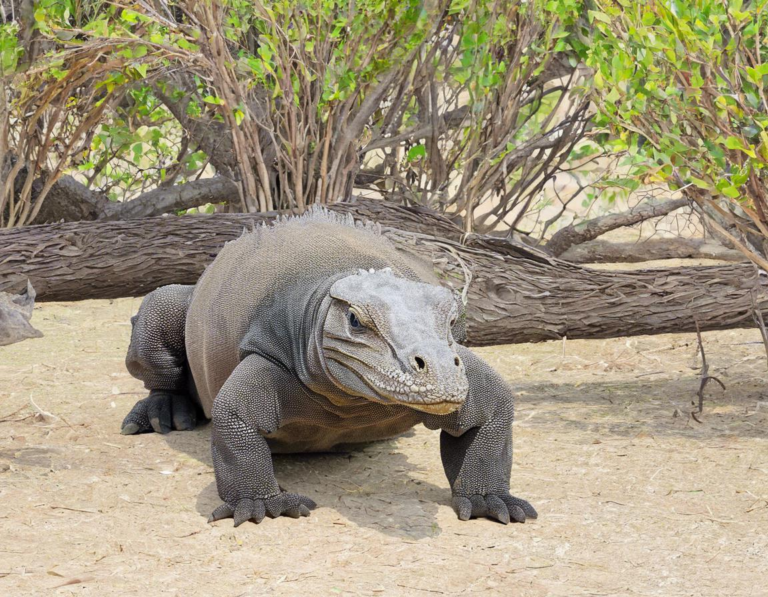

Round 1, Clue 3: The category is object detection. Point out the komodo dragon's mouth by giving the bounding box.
[358,377,465,415]
[401,400,463,415]
[323,347,467,415]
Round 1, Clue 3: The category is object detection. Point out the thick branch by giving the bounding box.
[27,170,239,223]
[30,174,110,224]
[559,238,747,264]
[102,177,238,220]
[1,204,765,347]
[361,106,470,154]
[546,198,689,256]
[154,82,238,178]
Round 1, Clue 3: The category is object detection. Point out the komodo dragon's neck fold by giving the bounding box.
[239,270,370,408]
[296,272,361,403]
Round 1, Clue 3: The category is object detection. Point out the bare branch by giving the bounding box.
[20,167,236,223]
[102,177,238,220]
[559,237,747,264]
[546,198,690,257]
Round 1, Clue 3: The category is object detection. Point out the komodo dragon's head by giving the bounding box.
[321,268,468,415]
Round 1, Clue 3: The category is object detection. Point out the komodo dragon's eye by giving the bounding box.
[348,310,363,329]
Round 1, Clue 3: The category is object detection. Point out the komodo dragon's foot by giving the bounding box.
[452,492,538,525]
[121,390,198,435]
[208,493,317,527]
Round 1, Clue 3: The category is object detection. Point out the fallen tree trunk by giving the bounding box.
[1,203,766,346]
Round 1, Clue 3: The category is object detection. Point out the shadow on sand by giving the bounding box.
[162,424,450,539]
[151,372,766,537]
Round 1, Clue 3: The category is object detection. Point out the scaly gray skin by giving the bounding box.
[122,210,537,526]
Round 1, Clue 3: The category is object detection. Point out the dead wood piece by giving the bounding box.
[0,280,43,347]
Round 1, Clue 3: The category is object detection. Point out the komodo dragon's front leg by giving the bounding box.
[208,354,316,526]
[423,346,537,524]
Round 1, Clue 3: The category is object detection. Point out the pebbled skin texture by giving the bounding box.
[124,210,536,525]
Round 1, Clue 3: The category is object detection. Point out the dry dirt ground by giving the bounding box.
[1,295,767,596]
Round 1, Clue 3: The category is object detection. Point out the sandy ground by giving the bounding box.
[1,296,767,597]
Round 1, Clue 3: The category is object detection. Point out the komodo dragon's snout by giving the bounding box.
[323,268,469,415]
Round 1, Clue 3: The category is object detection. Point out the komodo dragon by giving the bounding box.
[121,210,537,526]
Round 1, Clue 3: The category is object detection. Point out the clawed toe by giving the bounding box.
[120,422,141,435]
[209,493,316,526]
[121,391,199,435]
[208,503,234,523]
[453,493,537,524]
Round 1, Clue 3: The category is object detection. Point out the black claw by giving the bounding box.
[171,393,197,430]
[173,416,195,431]
[252,501,266,524]
[265,496,283,519]
[208,503,234,523]
[120,423,140,435]
[510,505,526,523]
[234,499,255,527]
[454,493,536,524]
[469,495,487,519]
[486,495,510,525]
[147,395,172,434]
[501,495,538,521]
[300,496,317,510]
[150,418,171,434]
[453,496,472,521]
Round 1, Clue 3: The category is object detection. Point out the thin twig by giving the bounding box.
[691,321,726,422]
[750,293,768,369]
[29,395,59,422]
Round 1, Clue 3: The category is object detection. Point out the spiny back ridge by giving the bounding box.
[250,205,381,237]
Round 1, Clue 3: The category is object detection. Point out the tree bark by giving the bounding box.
[1,203,765,347]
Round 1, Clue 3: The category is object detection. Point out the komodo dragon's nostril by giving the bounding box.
[454,356,461,367]
[412,356,426,371]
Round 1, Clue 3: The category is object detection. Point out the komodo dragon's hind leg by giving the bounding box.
[122,285,199,435]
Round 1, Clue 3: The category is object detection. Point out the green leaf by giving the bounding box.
[588,10,611,24]
[690,177,711,189]
[406,144,427,161]
[203,95,224,106]
[725,136,745,151]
